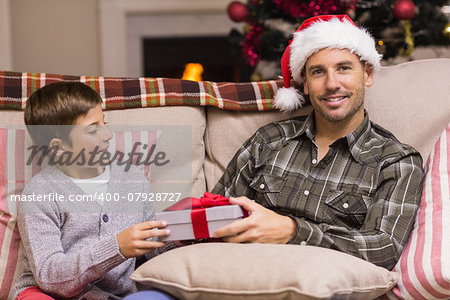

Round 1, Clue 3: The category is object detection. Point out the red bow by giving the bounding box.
[164,192,233,211]
[191,192,231,208]
[164,192,248,239]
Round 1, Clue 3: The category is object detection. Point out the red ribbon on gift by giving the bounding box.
[165,192,249,240]
[191,192,238,239]
[191,192,232,208]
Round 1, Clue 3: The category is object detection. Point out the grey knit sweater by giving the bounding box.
[12,164,171,300]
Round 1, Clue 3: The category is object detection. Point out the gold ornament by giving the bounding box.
[244,24,251,34]
[399,20,414,57]
[250,71,263,82]
[443,23,450,38]
[376,40,386,55]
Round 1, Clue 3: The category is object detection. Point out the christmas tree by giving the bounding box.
[227,0,450,79]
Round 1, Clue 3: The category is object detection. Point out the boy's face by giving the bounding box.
[55,104,112,178]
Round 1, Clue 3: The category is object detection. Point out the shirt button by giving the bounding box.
[102,214,109,222]
[259,183,265,189]
[343,203,349,209]
[312,159,318,165]
[304,190,310,196]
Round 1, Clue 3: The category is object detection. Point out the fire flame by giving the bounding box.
[182,63,204,81]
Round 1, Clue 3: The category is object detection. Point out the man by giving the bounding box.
[211,15,424,270]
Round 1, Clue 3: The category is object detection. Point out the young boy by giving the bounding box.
[12,82,173,300]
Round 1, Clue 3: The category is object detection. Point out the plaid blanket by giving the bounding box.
[0,71,289,111]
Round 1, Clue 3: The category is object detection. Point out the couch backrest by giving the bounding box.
[203,58,450,191]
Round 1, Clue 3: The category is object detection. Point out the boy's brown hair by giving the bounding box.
[24,81,103,146]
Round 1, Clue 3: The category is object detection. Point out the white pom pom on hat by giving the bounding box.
[274,14,382,112]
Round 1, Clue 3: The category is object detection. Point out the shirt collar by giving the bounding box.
[345,111,371,162]
[286,112,315,142]
[288,110,372,162]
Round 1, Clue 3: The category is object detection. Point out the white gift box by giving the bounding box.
[156,205,245,241]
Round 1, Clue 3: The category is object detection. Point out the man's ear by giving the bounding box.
[301,72,309,95]
[364,64,374,87]
[49,138,65,158]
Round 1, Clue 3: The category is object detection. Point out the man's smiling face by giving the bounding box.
[302,48,374,125]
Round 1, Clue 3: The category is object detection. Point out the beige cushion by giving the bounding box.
[204,106,312,191]
[0,107,207,205]
[131,243,397,300]
[105,106,206,207]
[366,58,450,161]
[0,110,25,126]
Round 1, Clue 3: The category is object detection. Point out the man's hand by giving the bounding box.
[212,196,297,244]
[116,220,170,258]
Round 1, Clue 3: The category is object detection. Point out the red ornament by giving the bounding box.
[227,1,249,23]
[393,0,415,20]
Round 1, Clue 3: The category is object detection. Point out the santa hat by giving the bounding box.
[274,15,382,112]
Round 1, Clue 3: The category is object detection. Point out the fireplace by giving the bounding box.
[99,0,247,80]
[143,36,252,82]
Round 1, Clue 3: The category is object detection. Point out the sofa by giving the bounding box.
[0,58,449,299]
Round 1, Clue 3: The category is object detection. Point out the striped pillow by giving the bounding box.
[0,127,159,299]
[107,128,161,181]
[0,128,32,299]
[384,124,450,300]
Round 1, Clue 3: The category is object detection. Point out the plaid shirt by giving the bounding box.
[212,111,424,269]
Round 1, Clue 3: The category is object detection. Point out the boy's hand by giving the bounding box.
[116,220,170,258]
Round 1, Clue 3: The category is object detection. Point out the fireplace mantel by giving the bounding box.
[99,0,233,77]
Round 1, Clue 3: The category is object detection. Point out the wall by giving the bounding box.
[0,0,12,70]
[6,0,450,77]
[10,0,100,76]
[98,0,233,77]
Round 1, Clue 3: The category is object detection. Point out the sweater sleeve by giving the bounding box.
[17,182,127,298]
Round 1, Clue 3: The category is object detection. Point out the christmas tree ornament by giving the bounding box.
[250,71,263,81]
[376,39,386,55]
[393,0,415,20]
[443,23,450,38]
[227,1,249,22]
[399,20,414,56]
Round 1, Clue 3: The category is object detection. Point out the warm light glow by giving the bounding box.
[378,40,384,46]
[182,63,204,81]
[444,25,450,35]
